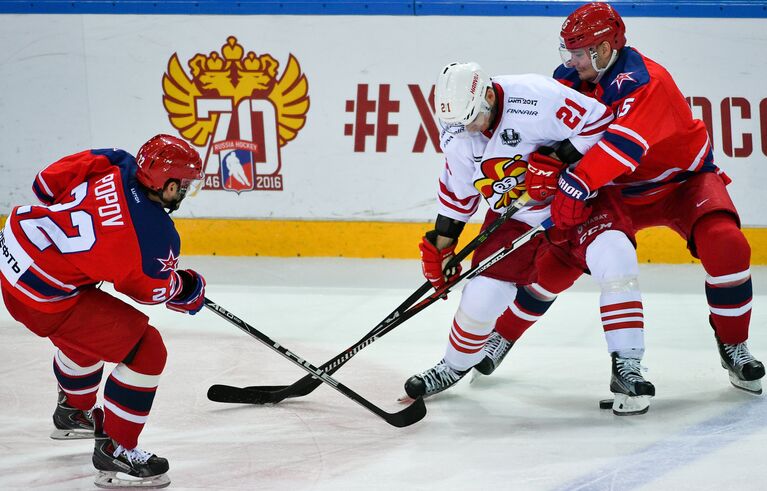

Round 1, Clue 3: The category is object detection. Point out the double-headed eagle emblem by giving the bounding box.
[161,36,309,149]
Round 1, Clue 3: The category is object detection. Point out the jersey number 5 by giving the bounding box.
[556,98,587,129]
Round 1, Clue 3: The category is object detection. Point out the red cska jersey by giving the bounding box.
[554,47,725,203]
[0,149,183,313]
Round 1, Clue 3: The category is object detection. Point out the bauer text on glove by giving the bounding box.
[550,169,594,228]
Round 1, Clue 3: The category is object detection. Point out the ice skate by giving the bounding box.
[473,330,514,377]
[91,408,170,489]
[714,333,764,395]
[404,359,468,399]
[609,353,655,416]
[50,388,95,440]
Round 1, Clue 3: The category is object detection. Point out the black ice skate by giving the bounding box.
[91,408,170,489]
[50,388,95,440]
[609,353,655,416]
[473,330,514,376]
[713,330,765,395]
[404,359,468,399]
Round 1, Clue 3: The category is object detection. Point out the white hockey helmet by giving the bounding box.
[435,62,492,130]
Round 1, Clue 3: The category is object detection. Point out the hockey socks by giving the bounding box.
[599,279,644,356]
[494,283,557,342]
[53,349,104,411]
[706,272,752,344]
[444,308,492,371]
[103,326,166,449]
[694,213,752,344]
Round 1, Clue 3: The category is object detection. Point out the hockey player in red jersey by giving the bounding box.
[477,2,764,396]
[0,134,205,488]
[403,61,655,414]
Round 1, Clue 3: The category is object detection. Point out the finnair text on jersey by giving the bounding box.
[506,108,539,116]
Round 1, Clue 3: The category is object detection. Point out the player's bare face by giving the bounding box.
[465,109,491,133]
[568,48,598,81]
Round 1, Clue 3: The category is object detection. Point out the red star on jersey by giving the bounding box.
[157,249,179,273]
[611,71,636,91]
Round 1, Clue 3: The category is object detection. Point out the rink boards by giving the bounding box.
[0,2,765,262]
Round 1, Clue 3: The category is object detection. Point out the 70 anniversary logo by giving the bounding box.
[162,36,309,193]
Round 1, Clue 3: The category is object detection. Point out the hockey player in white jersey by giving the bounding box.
[405,62,654,415]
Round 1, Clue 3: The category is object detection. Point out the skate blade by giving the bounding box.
[95,471,170,489]
[729,373,763,395]
[469,368,485,384]
[50,428,94,440]
[612,394,651,416]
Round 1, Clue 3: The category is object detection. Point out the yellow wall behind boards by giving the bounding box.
[173,218,767,265]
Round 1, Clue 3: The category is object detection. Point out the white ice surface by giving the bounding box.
[1,257,766,490]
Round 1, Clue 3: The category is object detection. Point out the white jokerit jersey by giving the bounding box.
[437,73,613,227]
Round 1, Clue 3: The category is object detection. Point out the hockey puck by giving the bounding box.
[599,398,614,410]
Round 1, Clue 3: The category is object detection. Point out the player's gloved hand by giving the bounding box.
[419,231,461,298]
[167,269,206,315]
[551,169,594,229]
[526,152,565,201]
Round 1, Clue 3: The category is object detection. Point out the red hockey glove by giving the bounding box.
[167,269,206,315]
[526,152,565,201]
[551,169,594,229]
[419,232,461,297]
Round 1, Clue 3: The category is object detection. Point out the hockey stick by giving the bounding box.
[204,298,426,428]
[207,194,531,405]
[208,216,551,405]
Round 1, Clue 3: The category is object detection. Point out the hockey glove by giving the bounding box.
[419,231,461,298]
[551,169,594,229]
[167,269,206,315]
[526,152,565,201]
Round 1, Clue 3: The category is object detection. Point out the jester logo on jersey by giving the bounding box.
[473,155,527,210]
[161,36,310,193]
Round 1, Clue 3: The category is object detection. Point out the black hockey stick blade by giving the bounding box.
[384,395,426,428]
[207,381,319,404]
[208,194,534,405]
[207,384,287,404]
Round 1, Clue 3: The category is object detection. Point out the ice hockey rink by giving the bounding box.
[1,256,765,490]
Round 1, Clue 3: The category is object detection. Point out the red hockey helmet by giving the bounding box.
[560,2,626,51]
[136,134,203,193]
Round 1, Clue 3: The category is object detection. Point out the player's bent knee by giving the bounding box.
[585,230,639,282]
[460,276,517,322]
[122,326,167,376]
[693,212,750,270]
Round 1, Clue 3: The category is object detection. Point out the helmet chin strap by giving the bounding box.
[589,48,619,84]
